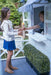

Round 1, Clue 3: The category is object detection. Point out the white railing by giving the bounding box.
[0,36,29,59]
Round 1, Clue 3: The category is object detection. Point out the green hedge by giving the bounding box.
[23,44,50,74]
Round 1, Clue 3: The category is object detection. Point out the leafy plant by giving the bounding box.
[0,2,22,26]
[24,44,50,74]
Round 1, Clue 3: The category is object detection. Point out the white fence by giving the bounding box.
[0,36,29,59]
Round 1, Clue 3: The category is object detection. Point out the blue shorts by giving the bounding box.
[3,40,16,51]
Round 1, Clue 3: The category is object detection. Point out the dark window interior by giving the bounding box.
[33,6,44,34]
[34,6,44,25]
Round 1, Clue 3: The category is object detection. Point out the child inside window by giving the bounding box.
[23,11,44,33]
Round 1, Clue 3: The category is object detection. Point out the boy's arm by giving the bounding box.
[18,25,40,31]
[25,25,40,30]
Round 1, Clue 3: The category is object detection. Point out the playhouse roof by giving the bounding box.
[18,0,48,12]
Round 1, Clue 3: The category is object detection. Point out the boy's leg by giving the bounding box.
[5,51,14,73]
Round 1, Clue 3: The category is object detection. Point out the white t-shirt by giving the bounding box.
[1,20,18,41]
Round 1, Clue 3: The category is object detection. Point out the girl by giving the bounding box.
[1,7,22,73]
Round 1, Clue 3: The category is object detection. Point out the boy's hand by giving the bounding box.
[18,27,26,31]
[22,27,26,30]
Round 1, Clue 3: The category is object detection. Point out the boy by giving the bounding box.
[24,11,44,33]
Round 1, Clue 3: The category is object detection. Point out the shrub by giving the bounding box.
[23,44,50,74]
[0,2,22,26]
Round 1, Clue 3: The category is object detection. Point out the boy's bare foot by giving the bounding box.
[5,68,14,73]
[9,65,18,70]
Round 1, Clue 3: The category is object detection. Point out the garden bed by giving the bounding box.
[23,44,50,75]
